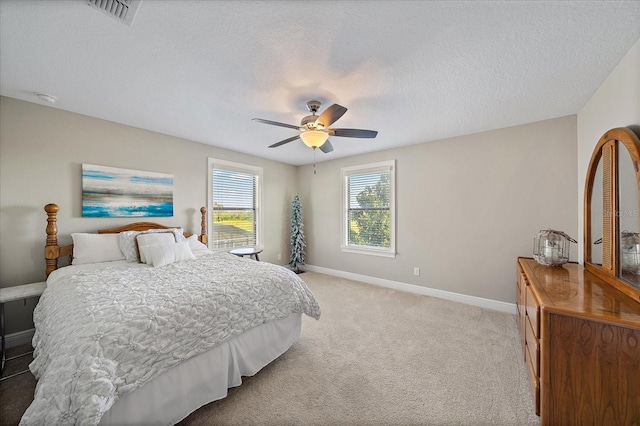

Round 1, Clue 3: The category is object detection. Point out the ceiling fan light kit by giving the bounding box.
[300,130,329,148]
[253,100,378,154]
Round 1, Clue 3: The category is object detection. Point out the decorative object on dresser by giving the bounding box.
[620,230,640,275]
[532,229,576,266]
[516,127,640,425]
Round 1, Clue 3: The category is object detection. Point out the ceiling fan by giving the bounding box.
[252,100,378,153]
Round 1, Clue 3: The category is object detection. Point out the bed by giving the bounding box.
[20,204,321,425]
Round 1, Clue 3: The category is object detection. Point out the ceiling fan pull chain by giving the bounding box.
[313,148,317,174]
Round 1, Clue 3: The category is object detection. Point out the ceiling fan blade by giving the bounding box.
[319,140,334,154]
[252,118,300,130]
[330,128,378,138]
[268,135,300,148]
[315,104,347,128]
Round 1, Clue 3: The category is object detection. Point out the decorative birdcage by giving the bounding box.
[533,229,577,267]
[620,231,640,275]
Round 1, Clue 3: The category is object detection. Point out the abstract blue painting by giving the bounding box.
[82,164,174,217]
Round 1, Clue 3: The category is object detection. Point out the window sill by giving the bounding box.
[341,246,396,258]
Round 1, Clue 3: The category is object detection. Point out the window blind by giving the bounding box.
[345,167,391,249]
[212,167,258,249]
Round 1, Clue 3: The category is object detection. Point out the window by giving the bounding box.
[207,158,262,250]
[341,160,395,257]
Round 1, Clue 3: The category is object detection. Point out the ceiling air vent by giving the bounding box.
[86,0,140,26]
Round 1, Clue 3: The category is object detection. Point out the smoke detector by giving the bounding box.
[36,93,57,103]
[85,0,141,26]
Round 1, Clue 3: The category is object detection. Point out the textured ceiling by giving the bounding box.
[1,1,639,166]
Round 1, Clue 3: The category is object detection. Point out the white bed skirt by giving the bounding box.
[99,313,302,425]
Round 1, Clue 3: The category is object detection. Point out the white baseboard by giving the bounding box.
[301,265,516,314]
[5,328,34,349]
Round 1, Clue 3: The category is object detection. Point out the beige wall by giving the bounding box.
[0,97,298,333]
[297,116,578,304]
[577,38,640,262]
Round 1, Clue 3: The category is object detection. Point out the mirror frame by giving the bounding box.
[584,127,640,303]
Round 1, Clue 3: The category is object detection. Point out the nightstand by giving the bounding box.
[0,281,46,381]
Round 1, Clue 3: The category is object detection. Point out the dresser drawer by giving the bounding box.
[525,285,540,338]
[525,344,540,416]
[525,316,539,377]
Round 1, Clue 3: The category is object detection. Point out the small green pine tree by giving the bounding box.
[289,194,306,272]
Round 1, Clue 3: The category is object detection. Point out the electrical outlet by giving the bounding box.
[414,267,420,276]
[278,253,281,260]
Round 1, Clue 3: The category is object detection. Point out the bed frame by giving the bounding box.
[44,203,208,277]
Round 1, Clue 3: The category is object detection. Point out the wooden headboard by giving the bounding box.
[44,203,208,277]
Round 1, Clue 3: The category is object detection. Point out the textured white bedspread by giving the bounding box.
[21,252,320,426]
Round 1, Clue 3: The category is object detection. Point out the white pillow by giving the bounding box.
[186,234,209,253]
[119,228,185,262]
[119,230,141,262]
[140,241,195,267]
[71,233,125,265]
[136,232,177,263]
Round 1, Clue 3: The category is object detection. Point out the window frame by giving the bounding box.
[341,160,396,258]
[207,157,263,251]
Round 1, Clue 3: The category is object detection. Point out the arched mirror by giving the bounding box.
[584,127,640,303]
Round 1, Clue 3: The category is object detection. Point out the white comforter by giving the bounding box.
[21,252,320,426]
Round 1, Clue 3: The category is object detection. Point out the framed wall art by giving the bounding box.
[82,164,174,217]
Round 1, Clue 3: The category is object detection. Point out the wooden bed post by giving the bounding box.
[200,206,208,247]
[44,203,60,277]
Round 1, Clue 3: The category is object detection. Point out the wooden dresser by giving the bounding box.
[517,257,640,425]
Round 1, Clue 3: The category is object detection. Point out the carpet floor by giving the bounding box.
[1,271,539,425]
